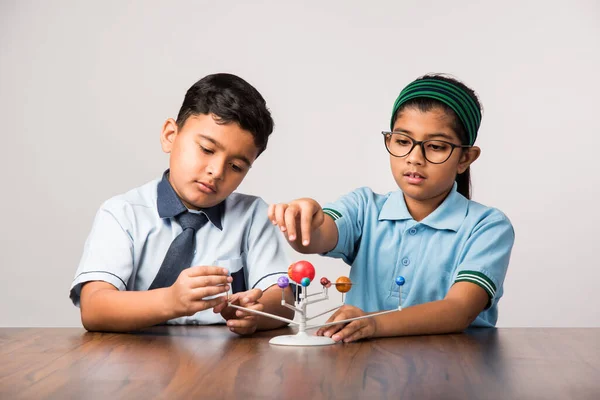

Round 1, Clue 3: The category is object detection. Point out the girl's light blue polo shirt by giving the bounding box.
[70,172,290,325]
[322,183,515,327]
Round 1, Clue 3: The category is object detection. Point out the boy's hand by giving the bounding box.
[268,198,324,246]
[213,288,264,335]
[167,266,232,317]
[316,305,376,343]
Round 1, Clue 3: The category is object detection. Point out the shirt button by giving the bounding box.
[402,257,410,266]
[409,228,417,235]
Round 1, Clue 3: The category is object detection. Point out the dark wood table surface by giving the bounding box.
[1,327,598,399]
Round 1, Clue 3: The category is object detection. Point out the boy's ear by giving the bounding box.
[160,118,178,153]
[457,146,481,174]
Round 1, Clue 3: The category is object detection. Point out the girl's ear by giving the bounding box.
[457,146,481,174]
[160,118,178,153]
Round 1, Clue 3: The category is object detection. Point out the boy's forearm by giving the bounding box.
[81,285,177,332]
[372,298,478,337]
[256,286,295,330]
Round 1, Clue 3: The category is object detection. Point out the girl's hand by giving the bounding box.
[316,305,376,343]
[268,198,324,246]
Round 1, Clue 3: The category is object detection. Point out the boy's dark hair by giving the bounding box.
[176,73,274,156]
[392,74,483,199]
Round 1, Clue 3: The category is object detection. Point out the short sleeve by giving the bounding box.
[69,204,134,306]
[245,198,291,292]
[321,188,368,265]
[453,212,515,309]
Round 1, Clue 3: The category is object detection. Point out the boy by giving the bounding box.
[70,73,294,334]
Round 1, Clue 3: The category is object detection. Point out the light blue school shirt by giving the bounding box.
[70,171,290,325]
[322,183,515,327]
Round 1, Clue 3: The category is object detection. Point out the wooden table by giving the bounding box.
[1,327,598,399]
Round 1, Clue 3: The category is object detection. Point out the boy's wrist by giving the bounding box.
[158,287,179,321]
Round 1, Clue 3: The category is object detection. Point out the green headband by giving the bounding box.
[390,78,482,145]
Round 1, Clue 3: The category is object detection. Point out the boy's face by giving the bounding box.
[390,107,480,206]
[160,114,259,209]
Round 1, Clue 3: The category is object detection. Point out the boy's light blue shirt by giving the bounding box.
[322,183,515,327]
[70,171,290,325]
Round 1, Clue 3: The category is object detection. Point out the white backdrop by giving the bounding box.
[1,0,598,327]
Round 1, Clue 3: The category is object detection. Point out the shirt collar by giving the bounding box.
[157,169,224,230]
[378,182,468,232]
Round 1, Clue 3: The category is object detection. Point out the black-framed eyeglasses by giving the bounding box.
[381,131,471,164]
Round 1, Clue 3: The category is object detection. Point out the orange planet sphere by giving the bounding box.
[335,276,352,293]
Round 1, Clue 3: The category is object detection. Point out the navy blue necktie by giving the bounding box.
[149,212,207,290]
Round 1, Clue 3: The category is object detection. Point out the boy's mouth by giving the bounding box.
[196,181,217,194]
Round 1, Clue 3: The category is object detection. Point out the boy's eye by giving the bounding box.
[200,146,214,154]
[395,139,412,146]
[230,163,245,173]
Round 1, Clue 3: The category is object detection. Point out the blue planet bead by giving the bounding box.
[277,276,290,288]
[395,276,405,286]
[301,277,311,287]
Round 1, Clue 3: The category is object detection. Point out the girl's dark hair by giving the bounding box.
[392,74,482,199]
[176,73,274,156]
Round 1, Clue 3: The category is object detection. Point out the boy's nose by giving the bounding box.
[207,162,225,179]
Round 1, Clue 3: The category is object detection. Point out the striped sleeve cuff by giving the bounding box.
[455,270,497,303]
[323,208,342,221]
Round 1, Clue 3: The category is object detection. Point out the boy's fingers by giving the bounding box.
[190,285,230,300]
[241,289,262,304]
[212,301,228,314]
[187,266,229,277]
[226,317,258,329]
[189,275,232,288]
[193,296,227,312]
[284,206,299,241]
[236,309,261,318]
[226,292,241,305]
[229,326,256,336]
[235,302,264,317]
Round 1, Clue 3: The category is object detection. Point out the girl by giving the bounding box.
[268,74,514,343]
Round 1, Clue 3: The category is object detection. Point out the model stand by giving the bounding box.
[227,261,405,346]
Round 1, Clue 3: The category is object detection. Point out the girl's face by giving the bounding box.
[390,107,480,211]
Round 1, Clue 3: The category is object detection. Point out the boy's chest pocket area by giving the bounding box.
[214,258,247,293]
[214,258,244,274]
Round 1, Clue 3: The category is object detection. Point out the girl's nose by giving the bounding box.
[406,143,425,165]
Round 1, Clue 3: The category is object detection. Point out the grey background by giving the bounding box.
[1,0,598,327]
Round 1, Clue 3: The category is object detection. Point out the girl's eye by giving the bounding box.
[200,146,214,154]
[396,139,412,146]
[427,142,448,151]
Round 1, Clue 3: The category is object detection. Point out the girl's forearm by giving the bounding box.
[372,298,478,337]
